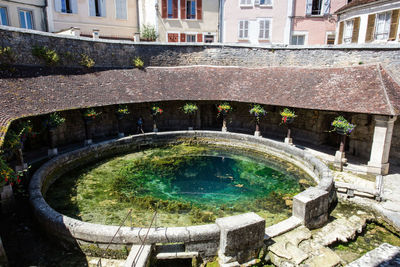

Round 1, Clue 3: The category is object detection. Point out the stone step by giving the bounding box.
[124,245,152,267]
[265,216,302,239]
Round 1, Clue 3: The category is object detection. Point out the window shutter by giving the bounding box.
[71,0,78,14]
[365,14,376,42]
[265,20,270,39]
[323,0,330,15]
[351,17,360,43]
[172,0,178,18]
[89,0,96,16]
[197,0,202,20]
[197,33,203,42]
[180,33,186,42]
[55,0,62,12]
[389,9,399,41]
[338,21,344,44]
[244,21,248,38]
[162,0,167,18]
[116,0,126,19]
[180,0,185,19]
[305,0,312,15]
[100,0,106,16]
[259,20,264,39]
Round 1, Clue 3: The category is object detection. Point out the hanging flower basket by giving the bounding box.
[280,108,296,125]
[151,105,163,116]
[217,102,232,117]
[331,116,356,136]
[249,104,267,123]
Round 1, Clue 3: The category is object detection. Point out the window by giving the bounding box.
[89,0,106,17]
[186,34,196,42]
[326,34,335,44]
[55,0,77,14]
[259,0,272,5]
[238,20,249,39]
[291,35,305,45]
[204,35,214,43]
[61,0,71,13]
[19,10,33,29]
[115,0,127,19]
[306,0,330,16]
[375,11,391,40]
[0,7,8,26]
[258,19,270,39]
[343,20,354,44]
[186,0,196,19]
[167,0,178,18]
[240,0,252,6]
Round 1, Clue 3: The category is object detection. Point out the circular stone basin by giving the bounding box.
[46,143,315,227]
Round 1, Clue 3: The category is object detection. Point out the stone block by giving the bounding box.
[216,212,265,264]
[293,187,329,229]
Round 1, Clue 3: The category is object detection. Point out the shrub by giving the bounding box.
[0,46,15,66]
[133,56,144,69]
[80,54,95,68]
[32,46,60,66]
[48,112,66,129]
[140,24,157,41]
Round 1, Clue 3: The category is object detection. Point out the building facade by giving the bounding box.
[157,0,219,43]
[0,0,46,31]
[292,0,347,45]
[222,0,292,45]
[336,0,400,44]
[46,0,139,40]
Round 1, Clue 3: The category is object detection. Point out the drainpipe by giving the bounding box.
[218,0,224,43]
[43,0,49,32]
[136,0,140,40]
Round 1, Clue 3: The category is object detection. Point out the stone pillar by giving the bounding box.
[293,187,329,229]
[216,212,265,266]
[48,128,58,157]
[367,115,397,175]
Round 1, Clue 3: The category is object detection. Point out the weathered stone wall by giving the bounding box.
[1,26,400,69]
[20,101,375,163]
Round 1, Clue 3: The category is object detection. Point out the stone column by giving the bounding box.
[216,212,265,266]
[367,115,397,175]
[48,128,58,156]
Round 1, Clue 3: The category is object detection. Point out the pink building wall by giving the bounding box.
[224,0,290,44]
[293,0,347,45]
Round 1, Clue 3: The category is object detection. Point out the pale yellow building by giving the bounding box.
[157,0,219,43]
[47,0,139,40]
[0,0,47,31]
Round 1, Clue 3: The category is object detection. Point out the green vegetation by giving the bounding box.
[48,112,66,129]
[79,54,95,68]
[46,144,314,227]
[0,46,15,66]
[133,56,144,69]
[182,103,198,115]
[140,24,158,41]
[32,46,60,66]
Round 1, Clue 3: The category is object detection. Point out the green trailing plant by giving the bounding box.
[32,46,60,66]
[80,54,95,68]
[83,108,101,119]
[249,104,267,122]
[3,120,35,154]
[151,105,163,116]
[48,112,66,129]
[182,103,198,115]
[0,46,15,66]
[280,108,297,123]
[331,116,356,135]
[140,24,158,41]
[116,105,130,115]
[133,56,144,69]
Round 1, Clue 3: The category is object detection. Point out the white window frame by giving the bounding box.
[291,31,308,45]
[238,20,249,39]
[325,31,335,44]
[185,32,197,42]
[18,9,34,29]
[257,0,272,7]
[374,11,392,41]
[186,0,196,20]
[89,0,106,17]
[258,18,271,40]
[306,0,329,16]
[115,0,127,20]
[343,19,354,44]
[0,6,8,26]
[239,0,253,7]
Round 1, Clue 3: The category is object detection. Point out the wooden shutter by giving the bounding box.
[323,0,330,15]
[181,0,186,19]
[100,0,106,17]
[89,0,96,16]
[197,33,203,42]
[197,0,202,20]
[365,14,376,42]
[161,0,167,18]
[338,21,344,44]
[305,0,312,15]
[172,0,178,18]
[351,17,360,43]
[180,33,186,42]
[168,33,178,42]
[389,9,399,41]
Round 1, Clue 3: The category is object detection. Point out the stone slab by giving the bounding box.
[124,245,152,267]
[346,243,400,267]
[265,216,302,239]
[305,247,341,267]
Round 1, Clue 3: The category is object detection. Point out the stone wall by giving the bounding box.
[19,101,376,163]
[1,26,400,69]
